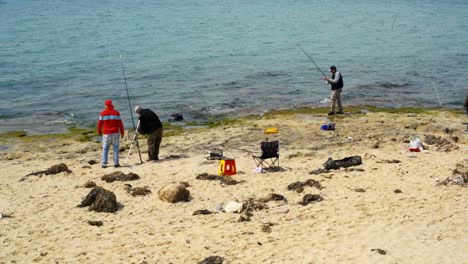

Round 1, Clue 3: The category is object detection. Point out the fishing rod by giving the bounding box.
[120,52,143,164]
[298,46,327,78]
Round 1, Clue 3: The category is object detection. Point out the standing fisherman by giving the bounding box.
[324,65,344,115]
[97,99,125,168]
[135,106,163,161]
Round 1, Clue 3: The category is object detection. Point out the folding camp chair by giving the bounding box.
[252,141,279,172]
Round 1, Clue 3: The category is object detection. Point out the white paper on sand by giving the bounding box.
[224,201,243,213]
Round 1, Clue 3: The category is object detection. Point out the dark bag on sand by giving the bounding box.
[324,156,362,170]
[206,151,224,160]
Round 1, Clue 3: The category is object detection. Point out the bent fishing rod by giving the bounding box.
[120,52,143,164]
[298,46,327,78]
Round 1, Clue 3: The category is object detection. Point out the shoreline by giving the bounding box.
[1,105,467,263]
[1,104,466,138]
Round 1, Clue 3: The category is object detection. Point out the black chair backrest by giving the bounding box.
[261,141,279,158]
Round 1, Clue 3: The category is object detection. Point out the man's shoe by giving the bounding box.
[114,164,120,168]
[101,165,107,168]
[328,111,336,116]
[337,111,344,114]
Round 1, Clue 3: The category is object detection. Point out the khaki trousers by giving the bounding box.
[330,88,343,113]
[147,128,162,160]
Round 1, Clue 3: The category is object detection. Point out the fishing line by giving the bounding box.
[297,45,337,104]
[119,52,143,164]
[431,81,442,107]
[297,45,327,78]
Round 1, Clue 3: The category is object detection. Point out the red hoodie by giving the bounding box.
[97,100,125,136]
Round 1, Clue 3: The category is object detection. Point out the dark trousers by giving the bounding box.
[147,128,162,160]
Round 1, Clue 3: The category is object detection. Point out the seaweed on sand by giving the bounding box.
[198,256,224,264]
[300,194,323,205]
[101,171,140,182]
[21,163,72,181]
[195,173,242,185]
[287,179,323,193]
[78,187,119,213]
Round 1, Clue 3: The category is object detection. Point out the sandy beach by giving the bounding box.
[1,107,467,264]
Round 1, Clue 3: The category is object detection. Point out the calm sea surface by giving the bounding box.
[1,0,467,133]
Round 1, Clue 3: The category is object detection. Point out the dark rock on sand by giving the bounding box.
[376,159,401,164]
[158,183,190,203]
[87,220,103,227]
[193,209,213,215]
[287,181,304,192]
[169,113,184,122]
[198,256,224,264]
[83,181,97,188]
[394,189,402,193]
[309,168,328,175]
[371,248,387,255]
[258,193,287,203]
[79,187,119,213]
[101,171,140,183]
[371,140,380,149]
[345,167,366,172]
[124,184,152,196]
[165,154,189,160]
[301,194,323,205]
[0,213,13,219]
[238,215,251,222]
[261,223,272,233]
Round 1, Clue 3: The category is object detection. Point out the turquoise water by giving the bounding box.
[1,0,467,133]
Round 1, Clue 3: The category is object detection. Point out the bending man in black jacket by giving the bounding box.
[135,106,163,161]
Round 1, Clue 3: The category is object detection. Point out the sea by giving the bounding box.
[1,0,468,134]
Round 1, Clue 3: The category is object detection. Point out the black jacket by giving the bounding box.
[138,109,162,135]
[330,72,344,90]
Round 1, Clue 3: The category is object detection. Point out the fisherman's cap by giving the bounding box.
[329,65,337,70]
[135,105,142,113]
[105,99,113,107]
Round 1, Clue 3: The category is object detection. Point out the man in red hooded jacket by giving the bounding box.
[97,99,125,168]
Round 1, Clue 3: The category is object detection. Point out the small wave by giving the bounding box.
[246,70,287,79]
[220,80,245,89]
[282,89,303,95]
[352,82,411,90]
[135,73,169,81]
[45,119,75,126]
